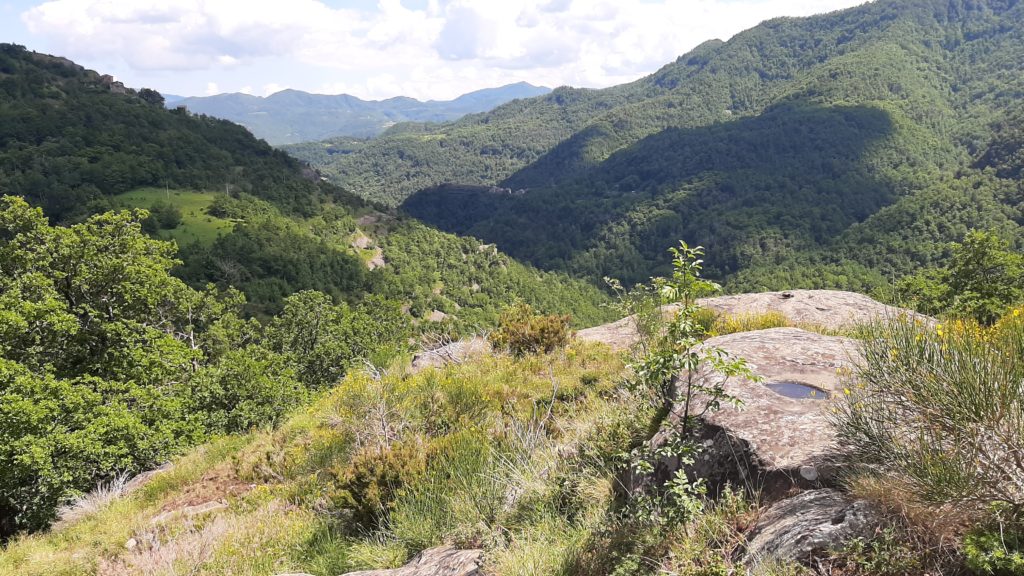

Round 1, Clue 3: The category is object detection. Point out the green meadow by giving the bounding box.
[115,188,234,246]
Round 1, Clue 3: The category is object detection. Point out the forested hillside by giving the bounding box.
[290,0,1024,291]
[0,44,610,536]
[0,43,609,324]
[0,44,347,221]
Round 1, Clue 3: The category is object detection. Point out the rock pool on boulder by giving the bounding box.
[644,328,861,499]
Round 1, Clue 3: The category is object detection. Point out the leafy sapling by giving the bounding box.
[614,242,757,526]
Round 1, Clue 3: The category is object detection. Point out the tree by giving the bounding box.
[138,88,165,107]
[898,230,1024,325]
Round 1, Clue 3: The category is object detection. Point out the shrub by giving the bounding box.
[189,346,306,434]
[388,430,503,551]
[489,303,571,357]
[327,440,429,533]
[897,230,1024,325]
[141,200,182,232]
[964,522,1024,576]
[833,313,1024,520]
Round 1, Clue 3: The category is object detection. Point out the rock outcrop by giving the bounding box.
[576,289,925,352]
[410,337,491,372]
[697,289,928,331]
[342,546,483,576]
[742,489,879,567]
[650,328,859,498]
[575,313,652,352]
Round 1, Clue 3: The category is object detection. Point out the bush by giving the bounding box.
[964,522,1024,576]
[327,440,429,533]
[897,230,1024,325]
[833,311,1024,519]
[189,346,306,434]
[489,303,571,357]
[141,200,182,232]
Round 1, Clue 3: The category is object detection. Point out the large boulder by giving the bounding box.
[575,313,652,352]
[576,290,924,351]
[697,289,927,331]
[742,489,879,567]
[650,328,860,498]
[342,546,483,576]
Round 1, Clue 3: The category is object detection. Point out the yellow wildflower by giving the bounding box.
[843,387,851,396]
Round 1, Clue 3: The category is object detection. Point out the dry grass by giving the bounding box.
[711,311,792,335]
[97,516,230,576]
[54,472,131,529]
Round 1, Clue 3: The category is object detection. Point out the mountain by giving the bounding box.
[0,43,608,323]
[288,0,1024,292]
[171,82,551,145]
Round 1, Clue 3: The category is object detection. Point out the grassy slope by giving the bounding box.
[115,189,234,246]
[0,342,628,576]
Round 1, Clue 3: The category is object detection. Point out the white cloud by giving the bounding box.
[205,81,219,95]
[239,85,253,95]
[20,0,870,100]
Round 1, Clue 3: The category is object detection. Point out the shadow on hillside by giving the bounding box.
[401,102,896,285]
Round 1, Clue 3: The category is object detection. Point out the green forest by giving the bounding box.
[290,0,1024,293]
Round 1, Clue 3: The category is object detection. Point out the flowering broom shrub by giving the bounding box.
[488,303,571,357]
[833,307,1024,520]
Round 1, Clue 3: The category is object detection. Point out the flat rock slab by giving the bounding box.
[655,328,859,496]
[743,489,879,566]
[343,546,483,576]
[575,314,651,352]
[576,290,925,351]
[698,289,927,331]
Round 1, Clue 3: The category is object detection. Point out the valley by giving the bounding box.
[1,0,1023,574]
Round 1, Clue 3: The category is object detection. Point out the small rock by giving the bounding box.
[742,489,879,567]
[799,466,819,481]
[124,538,138,550]
[342,545,482,575]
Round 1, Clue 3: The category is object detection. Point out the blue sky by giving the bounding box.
[2,0,869,100]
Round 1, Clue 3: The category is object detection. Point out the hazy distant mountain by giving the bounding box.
[170,82,551,145]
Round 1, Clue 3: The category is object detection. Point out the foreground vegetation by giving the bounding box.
[5,244,1021,575]
[0,196,411,534]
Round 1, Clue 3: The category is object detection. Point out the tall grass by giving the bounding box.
[834,309,1024,521]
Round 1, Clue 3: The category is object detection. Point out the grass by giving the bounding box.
[0,342,629,575]
[114,188,234,246]
[832,305,1024,574]
[9,306,997,576]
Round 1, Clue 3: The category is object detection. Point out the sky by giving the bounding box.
[1,0,869,101]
